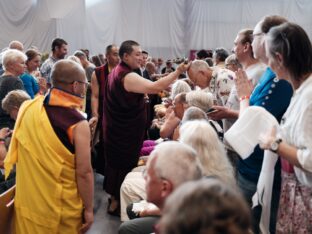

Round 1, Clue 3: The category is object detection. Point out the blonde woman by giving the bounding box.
[179,120,236,187]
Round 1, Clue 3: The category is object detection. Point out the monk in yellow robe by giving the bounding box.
[4,60,94,234]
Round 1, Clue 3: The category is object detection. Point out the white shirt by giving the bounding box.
[227,62,266,112]
[280,74,312,187]
[224,62,266,132]
[210,68,235,106]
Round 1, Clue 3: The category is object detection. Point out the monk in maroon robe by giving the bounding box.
[102,40,190,215]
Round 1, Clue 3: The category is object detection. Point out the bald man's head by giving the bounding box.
[187,60,212,89]
[51,60,86,87]
[9,40,24,51]
[188,60,210,74]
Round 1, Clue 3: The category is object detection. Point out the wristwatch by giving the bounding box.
[270,138,282,153]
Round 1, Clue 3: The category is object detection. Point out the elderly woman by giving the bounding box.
[169,80,191,101]
[0,90,30,193]
[233,15,293,234]
[259,22,312,233]
[179,120,235,187]
[225,53,242,72]
[0,49,26,129]
[1,89,30,165]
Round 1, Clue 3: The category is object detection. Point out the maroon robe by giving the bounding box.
[94,64,110,175]
[102,61,147,197]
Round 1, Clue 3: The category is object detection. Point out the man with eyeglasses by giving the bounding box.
[119,142,203,234]
[209,29,266,125]
[230,16,292,234]
[5,60,94,233]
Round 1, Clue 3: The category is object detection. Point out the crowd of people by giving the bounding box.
[0,14,311,234]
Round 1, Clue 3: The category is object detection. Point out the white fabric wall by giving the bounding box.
[0,0,311,59]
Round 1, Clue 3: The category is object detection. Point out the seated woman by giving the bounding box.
[140,80,192,156]
[119,108,209,222]
[158,179,251,234]
[0,90,30,193]
[179,120,236,187]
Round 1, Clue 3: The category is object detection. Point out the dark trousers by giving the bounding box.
[237,172,281,234]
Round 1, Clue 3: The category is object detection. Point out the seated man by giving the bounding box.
[4,60,94,233]
[119,142,203,234]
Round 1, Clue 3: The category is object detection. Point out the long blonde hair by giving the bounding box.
[179,120,236,187]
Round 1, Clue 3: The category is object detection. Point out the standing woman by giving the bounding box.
[260,22,312,232]
[20,49,44,98]
[0,49,26,129]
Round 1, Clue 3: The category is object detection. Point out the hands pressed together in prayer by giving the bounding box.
[234,69,253,99]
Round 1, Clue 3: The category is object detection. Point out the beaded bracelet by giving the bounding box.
[239,95,250,101]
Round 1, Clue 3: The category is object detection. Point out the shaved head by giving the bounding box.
[187,60,212,89]
[9,40,24,51]
[188,60,210,74]
[51,60,86,87]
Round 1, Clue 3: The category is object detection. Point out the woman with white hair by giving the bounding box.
[185,91,223,139]
[179,120,235,187]
[0,49,26,129]
[185,90,214,113]
[170,80,191,100]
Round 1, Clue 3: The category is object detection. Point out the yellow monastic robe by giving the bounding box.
[4,95,83,234]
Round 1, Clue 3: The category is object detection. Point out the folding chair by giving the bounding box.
[0,185,15,234]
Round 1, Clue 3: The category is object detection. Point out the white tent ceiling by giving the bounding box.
[0,0,311,59]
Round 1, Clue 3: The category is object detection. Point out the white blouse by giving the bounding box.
[280,74,312,187]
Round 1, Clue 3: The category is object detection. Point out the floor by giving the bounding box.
[87,174,121,234]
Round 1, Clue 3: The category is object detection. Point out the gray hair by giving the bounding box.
[170,80,191,100]
[179,120,235,187]
[189,59,211,73]
[185,90,214,113]
[181,106,208,124]
[2,90,30,113]
[149,141,203,189]
[73,50,87,59]
[67,55,82,65]
[9,40,23,51]
[225,54,241,68]
[2,49,27,71]
[160,179,251,234]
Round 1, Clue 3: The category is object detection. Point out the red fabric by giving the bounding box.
[281,158,294,173]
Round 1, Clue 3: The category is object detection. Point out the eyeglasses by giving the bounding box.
[76,80,89,88]
[59,80,88,88]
